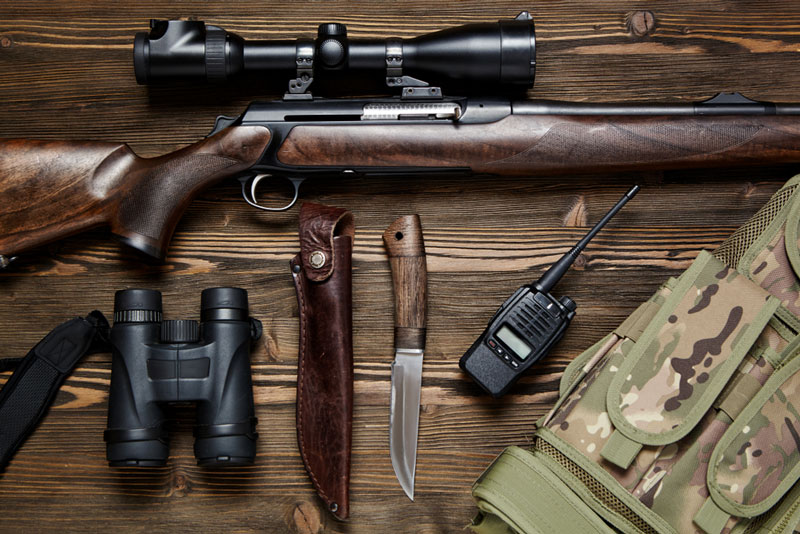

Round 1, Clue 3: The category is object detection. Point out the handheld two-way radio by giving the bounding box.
[460,186,640,397]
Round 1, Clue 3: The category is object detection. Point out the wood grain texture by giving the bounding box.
[0,127,271,259]
[1,1,800,533]
[277,115,800,174]
[383,215,428,351]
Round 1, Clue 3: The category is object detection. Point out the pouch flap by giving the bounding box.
[559,278,678,398]
[607,251,780,446]
[708,347,800,518]
[297,202,354,282]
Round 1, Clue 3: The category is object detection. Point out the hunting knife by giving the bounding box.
[383,215,428,501]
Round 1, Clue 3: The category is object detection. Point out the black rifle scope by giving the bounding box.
[133,13,535,93]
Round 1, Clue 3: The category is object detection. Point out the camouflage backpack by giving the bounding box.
[470,176,800,534]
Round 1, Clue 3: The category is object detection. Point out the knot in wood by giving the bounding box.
[627,11,656,37]
[0,36,12,48]
[292,501,322,534]
[173,473,187,489]
[564,196,587,227]
[168,471,189,498]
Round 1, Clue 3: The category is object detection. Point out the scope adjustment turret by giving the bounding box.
[317,23,348,68]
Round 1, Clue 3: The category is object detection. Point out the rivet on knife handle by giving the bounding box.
[382,215,428,350]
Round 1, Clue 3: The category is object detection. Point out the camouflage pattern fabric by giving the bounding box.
[471,176,800,534]
[610,253,777,440]
[748,232,800,317]
[547,311,779,532]
[633,355,775,533]
[712,355,800,513]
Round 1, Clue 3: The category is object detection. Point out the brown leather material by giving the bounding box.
[291,203,354,520]
[298,203,354,282]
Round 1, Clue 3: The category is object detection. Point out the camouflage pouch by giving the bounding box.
[470,175,800,534]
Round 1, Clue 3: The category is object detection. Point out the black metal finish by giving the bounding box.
[133,13,536,93]
[459,187,639,397]
[513,93,800,115]
[104,287,261,467]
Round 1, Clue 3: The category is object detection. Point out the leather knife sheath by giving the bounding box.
[290,202,355,520]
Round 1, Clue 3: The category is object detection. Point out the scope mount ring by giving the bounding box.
[239,174,305,212]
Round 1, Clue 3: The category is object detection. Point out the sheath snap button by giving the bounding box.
[310,250,326,268]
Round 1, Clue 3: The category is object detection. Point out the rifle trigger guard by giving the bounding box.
[239,174,305,212]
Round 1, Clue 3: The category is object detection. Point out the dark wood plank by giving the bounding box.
[0,1,799,532]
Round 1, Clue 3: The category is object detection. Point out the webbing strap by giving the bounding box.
[600,429,642,469]
[0,311,109,472]
[693,497,730,534]
[0,358,23,373]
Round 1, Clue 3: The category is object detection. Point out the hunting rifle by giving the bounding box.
[1,13,800,265]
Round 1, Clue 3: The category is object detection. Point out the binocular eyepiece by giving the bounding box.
[133,13,535,94]
[105,287,261,467]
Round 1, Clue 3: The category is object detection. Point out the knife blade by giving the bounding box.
[383,214,428,501]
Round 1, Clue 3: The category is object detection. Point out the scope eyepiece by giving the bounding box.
[133,13,535,93]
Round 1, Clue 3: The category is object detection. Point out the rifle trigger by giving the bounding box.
[239,174,305,212]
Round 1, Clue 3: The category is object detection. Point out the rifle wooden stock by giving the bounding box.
[0,126,271,261]
[277,114,800,173]
[4,112,800,263]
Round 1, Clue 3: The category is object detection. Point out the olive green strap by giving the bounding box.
[471,447,616,534]
[600,429,642,469]
[693,497,730,534]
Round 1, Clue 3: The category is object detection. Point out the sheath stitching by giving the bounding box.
[293,264,335,506]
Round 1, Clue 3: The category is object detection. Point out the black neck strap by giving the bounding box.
[0,311,109,472]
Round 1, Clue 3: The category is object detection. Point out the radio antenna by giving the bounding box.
[534,185,640,294]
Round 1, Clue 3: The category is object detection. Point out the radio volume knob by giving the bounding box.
[559,296,577,312]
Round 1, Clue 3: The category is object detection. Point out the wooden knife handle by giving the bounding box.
[383,215,428,351]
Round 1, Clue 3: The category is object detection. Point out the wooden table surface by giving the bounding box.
[2,1,800,532]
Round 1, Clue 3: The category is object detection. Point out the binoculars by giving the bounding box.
[104,287,261,467]
[133,13,536,93]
